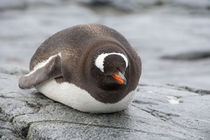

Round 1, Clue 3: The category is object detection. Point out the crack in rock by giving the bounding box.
[167,84,210,96]
[141,108,180,121]
[21,125,30,138]
[0,95,20,99]
[132,99,158,105]
[0,126,14,132]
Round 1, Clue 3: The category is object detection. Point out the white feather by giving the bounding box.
[36,79,135,113]
[95,52,128,72]
[25,53,62,77]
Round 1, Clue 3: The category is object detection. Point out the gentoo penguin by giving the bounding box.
[19,24,142,113]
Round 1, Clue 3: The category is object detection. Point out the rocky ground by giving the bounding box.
[0,0,210,139]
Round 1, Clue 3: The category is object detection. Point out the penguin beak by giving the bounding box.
[112,72,127,85]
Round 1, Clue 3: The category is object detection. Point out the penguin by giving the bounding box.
[19,24,142,113]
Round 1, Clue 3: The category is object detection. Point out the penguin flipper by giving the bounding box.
[19,54,62,89]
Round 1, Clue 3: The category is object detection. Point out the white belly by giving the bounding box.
[36,79,136,113]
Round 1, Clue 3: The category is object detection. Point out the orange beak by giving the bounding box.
[112,72,127,85]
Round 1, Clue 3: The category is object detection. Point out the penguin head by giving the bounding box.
[94,52,128,90]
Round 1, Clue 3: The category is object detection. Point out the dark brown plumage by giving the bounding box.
[19,24,142,104]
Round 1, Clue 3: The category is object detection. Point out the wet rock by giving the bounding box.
[0,0,69,11]
[0,0,26,10]
[78,0,138,13]
[0,66,28,76]
[83,0,112,5]
[1,0,210,12]
[167,84,210,96]
[0,73,209,139]
[79,0,210,13]
[27,0,70,7]
[162,51,210,61]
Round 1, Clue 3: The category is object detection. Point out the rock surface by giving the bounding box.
[0,73,210,139]
[0,1,210,139]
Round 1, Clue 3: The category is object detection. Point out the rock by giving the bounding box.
[0,73,209,139]
[0,0,26,10]
[0,66,28,76]
[78,0,138,13]
[0,120,22,140]
[1,0,210,11]
[26,0,69,7]
[78,0,210,12]
[161,51,210,61]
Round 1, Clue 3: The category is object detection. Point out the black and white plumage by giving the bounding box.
[19,24,142,113]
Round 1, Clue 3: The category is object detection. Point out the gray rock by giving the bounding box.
[0,73,209,139]
[0,0,26,10]
[1,0,210,11]
[78,0,210,12]
[162,51,210,61]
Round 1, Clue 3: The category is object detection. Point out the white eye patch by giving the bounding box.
[95,52,128,72]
